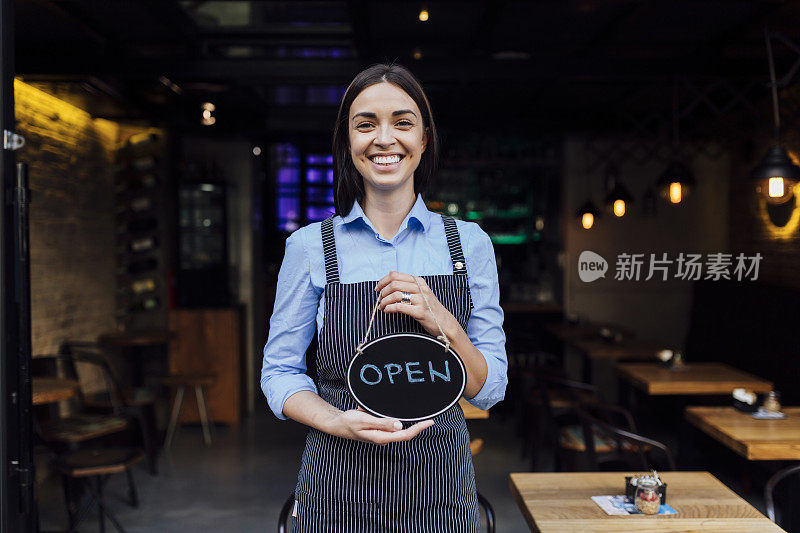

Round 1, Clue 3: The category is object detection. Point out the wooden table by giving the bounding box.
[459,398,489,420]
[685,406,800,461]
[98,328,172,387]
[545,322,636,343]
[32,377,79,405]
[509,471,783,532]
[97,329,172,347]
[617,363,773,396]
[570,338,664,383]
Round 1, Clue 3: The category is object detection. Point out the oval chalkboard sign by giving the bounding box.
[346,332,466,421]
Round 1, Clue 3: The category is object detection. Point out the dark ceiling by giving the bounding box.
[13,0,800,137]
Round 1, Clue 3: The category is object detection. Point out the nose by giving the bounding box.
[373,124,395,147]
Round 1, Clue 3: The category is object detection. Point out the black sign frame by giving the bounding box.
[346,332,466,422]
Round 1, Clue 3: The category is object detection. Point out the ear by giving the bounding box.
[422,127,429,153]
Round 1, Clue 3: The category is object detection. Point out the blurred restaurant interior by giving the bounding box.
[2,0,800,532]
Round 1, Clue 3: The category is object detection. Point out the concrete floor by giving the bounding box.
[38,409,533,532]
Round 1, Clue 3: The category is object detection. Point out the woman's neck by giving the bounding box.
[362,186,416,241]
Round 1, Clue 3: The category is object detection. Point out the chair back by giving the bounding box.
[59,343,127,415]
[765,464,800,524]
[577,404,675,471]
[277,491,294,533]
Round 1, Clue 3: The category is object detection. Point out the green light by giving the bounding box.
[489,234,528,245]
[466,211,483,220]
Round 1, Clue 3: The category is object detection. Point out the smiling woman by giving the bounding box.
[261,63,507,532]
[331,64,438,221]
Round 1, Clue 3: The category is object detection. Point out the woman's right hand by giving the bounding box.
[326,408,434,445]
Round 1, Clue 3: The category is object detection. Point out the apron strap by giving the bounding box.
[441,214,468,277]
[321,215,340,284]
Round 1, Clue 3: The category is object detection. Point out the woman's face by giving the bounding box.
[348,82,427,197]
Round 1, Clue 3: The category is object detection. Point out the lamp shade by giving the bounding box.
[576,200,599,229]
[657,159,695,204]
[750,145,800,204]
[604,182,634,217]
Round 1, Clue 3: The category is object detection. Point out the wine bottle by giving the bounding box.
[130,236,158,253]
[130,196,153,212]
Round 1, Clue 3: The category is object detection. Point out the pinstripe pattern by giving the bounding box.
[292,214,479,532]
[322,216,340,284]
[442,215,468,277]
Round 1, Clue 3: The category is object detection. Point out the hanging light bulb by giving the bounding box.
[658,83,695,205]
[751,146,799,204]
[657,160,695,204]
[750,29,800,205]
[576,201,599,229]
[603,166,634,218]
[419,8,429,21]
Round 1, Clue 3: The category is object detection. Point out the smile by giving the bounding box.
[368,154,404,166]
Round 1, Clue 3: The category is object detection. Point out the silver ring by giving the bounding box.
[401,292,412,304]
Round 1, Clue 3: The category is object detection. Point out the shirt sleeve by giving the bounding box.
[260,227,322,420]
[462,225,508,410]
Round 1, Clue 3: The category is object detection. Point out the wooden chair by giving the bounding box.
[765,463,800,525]
[54,448,144,532]
[161,373,216,450]
[60,342,159,474]
[32,354,130,449]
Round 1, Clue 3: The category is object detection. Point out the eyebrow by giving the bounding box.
[352,109,417,121]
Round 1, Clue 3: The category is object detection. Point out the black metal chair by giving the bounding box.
[576,403,676,472]
[765,463,800,525]
[277,489,496,532]
[60,342,159,474]
[529,375,603,471]
[54,448,144,533]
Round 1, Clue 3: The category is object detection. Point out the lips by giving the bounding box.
[367,153,405,171]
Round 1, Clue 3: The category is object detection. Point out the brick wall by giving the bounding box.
[14,79,120,355]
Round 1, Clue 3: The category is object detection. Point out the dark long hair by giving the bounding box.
[332,63,439,216]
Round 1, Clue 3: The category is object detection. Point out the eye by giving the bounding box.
[396,120,413,127]
[356,122,374,129]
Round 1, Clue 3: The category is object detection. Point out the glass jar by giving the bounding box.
[763,391,782,413]
[635,478,660,515]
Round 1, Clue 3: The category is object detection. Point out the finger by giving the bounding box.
[354,411,403,431]
[377,280,422,300]
[374,271,416,292]
[383,302,426,318]
[378,291,420,310]
[372,419,434,443]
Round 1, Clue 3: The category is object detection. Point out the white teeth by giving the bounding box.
[372,155,401,164]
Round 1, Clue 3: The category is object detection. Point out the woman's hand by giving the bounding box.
[326,407,433,445]
[375,271,460,340]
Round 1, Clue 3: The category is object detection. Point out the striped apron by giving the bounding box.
[292,214,480,532]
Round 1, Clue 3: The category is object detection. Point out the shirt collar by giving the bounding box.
[342,193,432,233]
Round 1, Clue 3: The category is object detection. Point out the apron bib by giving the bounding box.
[292,214,480,532]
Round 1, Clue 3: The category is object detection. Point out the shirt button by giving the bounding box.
[455,261,464,270]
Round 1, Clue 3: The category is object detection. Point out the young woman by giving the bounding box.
[261,63,507,532]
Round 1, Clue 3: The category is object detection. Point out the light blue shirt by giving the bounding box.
[261,193,508,420]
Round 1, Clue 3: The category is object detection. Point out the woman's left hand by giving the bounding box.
[375,271,460,340]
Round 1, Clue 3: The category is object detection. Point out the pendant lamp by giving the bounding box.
[657,83,695,204]
[576,200,599,230]
[604,166,633,218]
[750,29,800,205]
